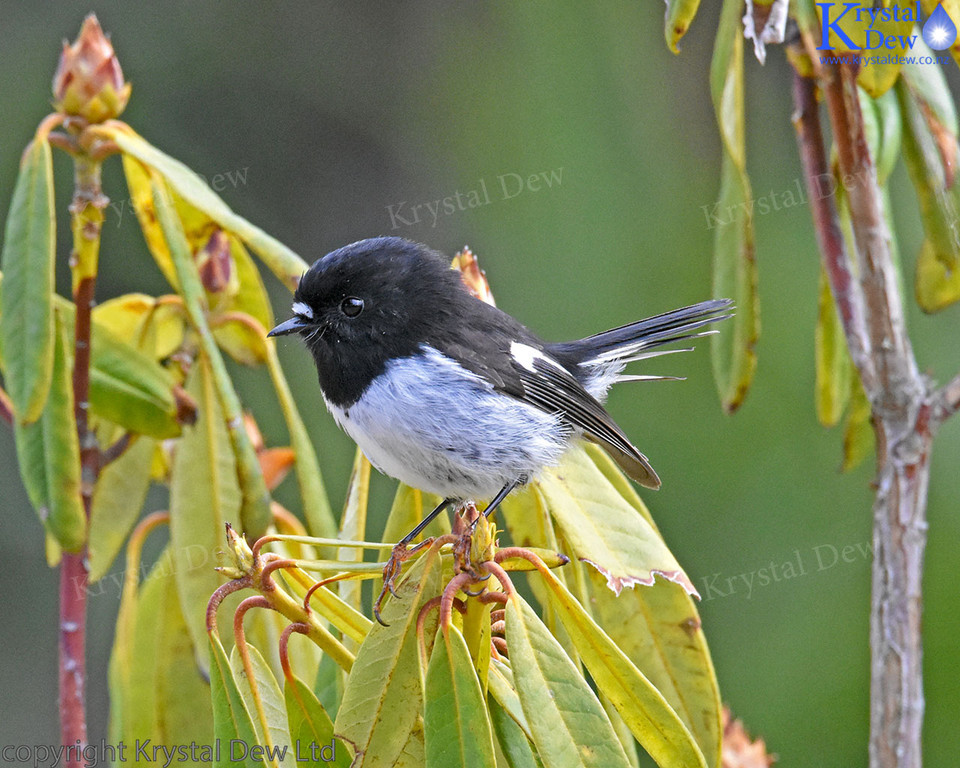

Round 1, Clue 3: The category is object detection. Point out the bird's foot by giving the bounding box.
[373,537,434,626]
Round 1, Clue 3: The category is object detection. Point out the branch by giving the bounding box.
[820,62,922,405]
[791,70,876,393]
[934,371,960,421]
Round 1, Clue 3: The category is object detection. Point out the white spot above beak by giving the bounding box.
[292,301,314,319]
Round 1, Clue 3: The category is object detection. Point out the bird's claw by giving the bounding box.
[374,538,433,627]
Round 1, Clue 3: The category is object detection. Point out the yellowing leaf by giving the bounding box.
[843,375,875,472]
[88,436,155,582]
[536,566,708,768]
[815,267,852,427]
[584,570,721,768]
[93,293,185,360]
[99,123,309,291]
[665,0,703,53]
[121,154,179,288]
[424,625,497,768]
[535,446,697,597]
[0,138,56,423]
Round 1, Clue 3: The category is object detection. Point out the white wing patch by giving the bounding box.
[510,342,566,374]
[292,301,314,319]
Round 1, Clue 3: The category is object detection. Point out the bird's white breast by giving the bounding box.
[323,346,568,500]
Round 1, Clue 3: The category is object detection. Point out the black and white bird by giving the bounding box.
[269,237,730,557]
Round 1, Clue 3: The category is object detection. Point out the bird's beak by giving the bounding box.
[268,316,309,337]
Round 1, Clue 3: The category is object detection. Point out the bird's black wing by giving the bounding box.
[427,296,659,488]
[512,354,661,489]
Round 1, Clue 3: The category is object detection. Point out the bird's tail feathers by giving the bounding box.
[557,298,733,368]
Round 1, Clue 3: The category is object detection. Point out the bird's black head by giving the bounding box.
[269,237,471,406]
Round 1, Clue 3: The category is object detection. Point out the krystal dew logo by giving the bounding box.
[816,2,957,51]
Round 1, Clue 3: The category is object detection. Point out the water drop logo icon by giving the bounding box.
[923,3,957,50]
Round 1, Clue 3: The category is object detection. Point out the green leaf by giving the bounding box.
[88,436,155,582]
[209,633,266,768]
[228,236,274,332]
[101,123,309,292]
[487,660,535,744]
[335,550,442,768]
[709,0,759,413]
[314,651,343,721]
[285,676,352,768]
[231,644,295,767]
[665,0,703,54]
[535,446,697,598]
[505,594,631,768]
[12,310,85,551]
[170,354,242,672]
[489,695,540,768]
[425,625,497,768]
[536,566,708,768]
[154,177,272,536]
[266,341,336,538]
[583,570,721,768]
[815,267,852,428]
[0,138,56,424]
[110,547,214,748]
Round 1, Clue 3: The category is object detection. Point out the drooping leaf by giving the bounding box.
[230,644,295,766]
[170,354,242,672]
[211,312,269,366]
[709,0,759,412]
[209,633,266,768]
[665,0,703,53]
[584,569,721,768]
[337,449,372,625]
[12,310,85,551]
[535,446,697,597]
[154,176,272,536]
[505,594,631,768]
[488,695,540,768]
[424,625,497,768]
[0,138,56,423]
[121,154,179,288]
[88,436,155,581]
[843,374,875,472]
[110,547,214,749]
[536,566,708,768]
[93,292,185,361]
[815,266,852,428]
[898,52,960,311]
[335,550,442,768]
[98,122,309,291]
[284,676,352,768]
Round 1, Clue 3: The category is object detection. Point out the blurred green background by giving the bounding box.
[2,3,959,766]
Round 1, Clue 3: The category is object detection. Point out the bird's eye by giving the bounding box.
[340,296,364,318]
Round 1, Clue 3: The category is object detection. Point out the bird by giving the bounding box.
[269,236,731,619]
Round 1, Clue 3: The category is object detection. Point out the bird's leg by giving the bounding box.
[374,497,454,625]
[458,478,523,593]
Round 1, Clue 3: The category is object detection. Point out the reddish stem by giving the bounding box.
[58,553,87,753]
